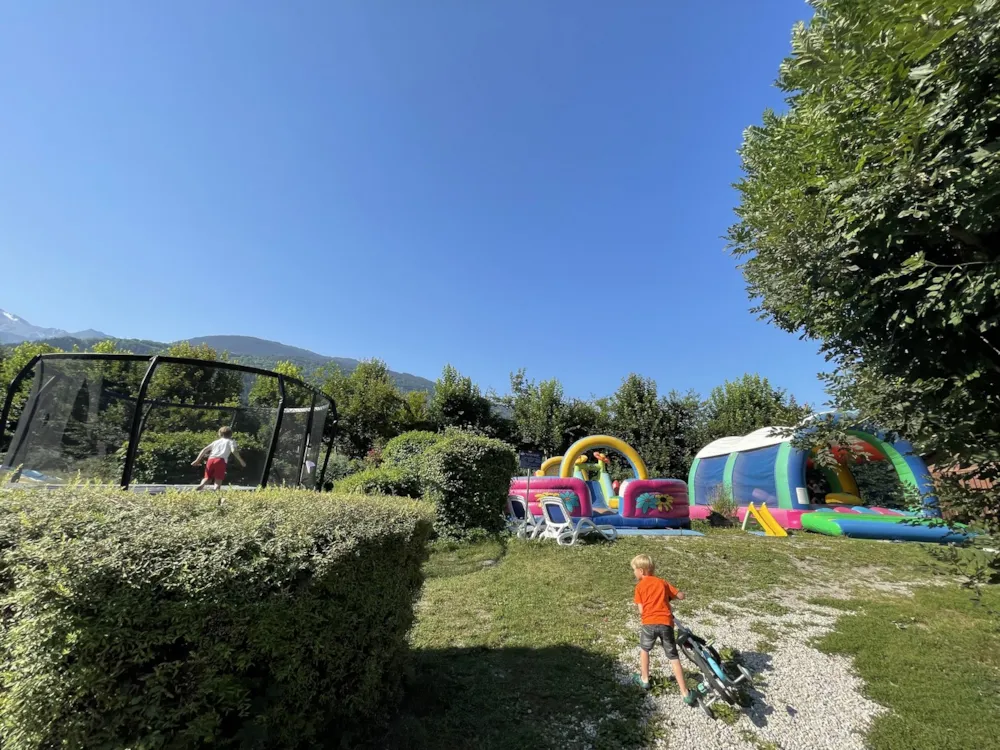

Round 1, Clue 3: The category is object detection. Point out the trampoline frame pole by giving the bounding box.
[0,355,45,457]
[0,354,43,464]
[120,357,159,490]
[261,376,286,488]
[296,393,317,488]
[316,409,334,491]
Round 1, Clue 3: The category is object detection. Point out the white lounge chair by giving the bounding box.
[507,495,545,540]
[538,497,617,546]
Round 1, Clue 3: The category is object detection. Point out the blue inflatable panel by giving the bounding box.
[597,514,689,529]
[832,518,971,543]
[613,528,705,537]
[588,480,608,509]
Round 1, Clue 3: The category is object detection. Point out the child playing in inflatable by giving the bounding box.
[192,426,246,490]
[631,554,699,707]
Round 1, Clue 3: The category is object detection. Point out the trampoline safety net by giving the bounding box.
[0,354,335,490]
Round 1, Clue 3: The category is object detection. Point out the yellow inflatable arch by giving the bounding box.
[537,456,563,477]
[558,435,649,480]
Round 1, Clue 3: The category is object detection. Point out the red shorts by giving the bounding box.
[205,457,227,483]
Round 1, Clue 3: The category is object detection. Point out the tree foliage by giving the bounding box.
[601,375,702,479]
[148,342,242,406]
[704,373,809,442]
[429,365,495,434]
[0,341,64,434]
[318,359,403,458]
[503,370,567,455]
[397,391,435,433]
[728,0,1000,523]
[248,360,306,408]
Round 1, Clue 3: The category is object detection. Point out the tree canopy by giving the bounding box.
[429,364,494,434]
[318,359,403,458]
[704,374,809,442]
[728,0,1000,487]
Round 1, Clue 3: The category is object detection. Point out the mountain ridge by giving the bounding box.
[0,309,435,393]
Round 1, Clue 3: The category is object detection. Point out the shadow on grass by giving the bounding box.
[383,644,649,750]
[423,538,509,580]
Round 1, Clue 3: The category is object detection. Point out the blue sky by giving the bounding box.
[0,1,827,405]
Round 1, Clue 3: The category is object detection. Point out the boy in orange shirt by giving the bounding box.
[631,554,698,706]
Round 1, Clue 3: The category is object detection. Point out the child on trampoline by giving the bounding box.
[192,426,246,490]
[631,554,699,707]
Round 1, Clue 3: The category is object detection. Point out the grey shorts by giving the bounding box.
[639,624,678,658]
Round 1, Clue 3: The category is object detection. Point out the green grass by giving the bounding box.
[816,585,1000,750]
[387,532,994,749]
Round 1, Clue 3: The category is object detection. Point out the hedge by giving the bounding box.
[382,431,443,468]
[422,433,517,537]
[0,488,433,749]
[334,465,423,498]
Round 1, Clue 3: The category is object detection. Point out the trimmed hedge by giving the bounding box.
[0,488,433,749]
[422,433,517,537]
[335,465,423,498]
[382,431,443,468]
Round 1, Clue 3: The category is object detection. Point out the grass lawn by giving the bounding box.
[387,531,1000,750]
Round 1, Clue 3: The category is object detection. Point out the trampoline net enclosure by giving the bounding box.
[0,354,336,490]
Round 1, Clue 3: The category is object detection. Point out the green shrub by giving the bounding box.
[383,430,443,468]
[131,430,266,485]
[0,487,433,749]
[709,485,738,519]
[422,433,517,537]
[335,465,423,498]
[323,451,362,481]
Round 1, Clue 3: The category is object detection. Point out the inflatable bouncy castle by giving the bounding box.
[689,412,968,543]
[509,435,691,535]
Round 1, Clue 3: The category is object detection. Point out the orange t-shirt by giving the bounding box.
[633,575,680,626]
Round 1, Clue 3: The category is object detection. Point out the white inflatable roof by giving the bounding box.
[695,411,853,460]
[695,427,789,459]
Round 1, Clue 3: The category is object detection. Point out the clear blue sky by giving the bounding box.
[0,1,827,405]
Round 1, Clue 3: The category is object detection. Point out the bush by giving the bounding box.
[709,485,738,519]
[322,451,362,483]
[131,430,266,485]
[422,433,517,537]
[335,465,423,498]
[0,487,433,749]
[383,431,443,468]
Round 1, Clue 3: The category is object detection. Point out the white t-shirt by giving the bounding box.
[207,438,237,462]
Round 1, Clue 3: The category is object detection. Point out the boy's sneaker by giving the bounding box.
[683,692,699,707]
[631,674,650,690]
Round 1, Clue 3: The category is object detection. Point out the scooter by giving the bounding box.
[675,621,754,718]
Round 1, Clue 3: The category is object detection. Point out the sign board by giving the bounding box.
[518,451,544,471]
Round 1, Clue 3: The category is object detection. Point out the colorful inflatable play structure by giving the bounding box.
[688,412,968,543]
[509,435,694,536]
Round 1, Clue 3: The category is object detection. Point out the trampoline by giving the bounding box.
[0,353,336,491]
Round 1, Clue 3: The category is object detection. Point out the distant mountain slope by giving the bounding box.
[1,332,435,394]
[0,309,70,343]
[69,329,111,340]
[184,336,435,393]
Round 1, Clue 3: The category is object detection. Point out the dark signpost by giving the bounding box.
[519,451,544,509]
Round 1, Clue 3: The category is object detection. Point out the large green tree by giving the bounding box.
[504,369,566,456]
[318,359,402,458]
[429,364,495,434]
[603,374,702,479]
[248,360,308,408]
[704,374,809,442]
[728,0,1000,522]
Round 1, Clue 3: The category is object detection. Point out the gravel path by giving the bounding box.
[619,588,890,750]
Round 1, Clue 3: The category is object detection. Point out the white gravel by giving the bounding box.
[619,588,890,750]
